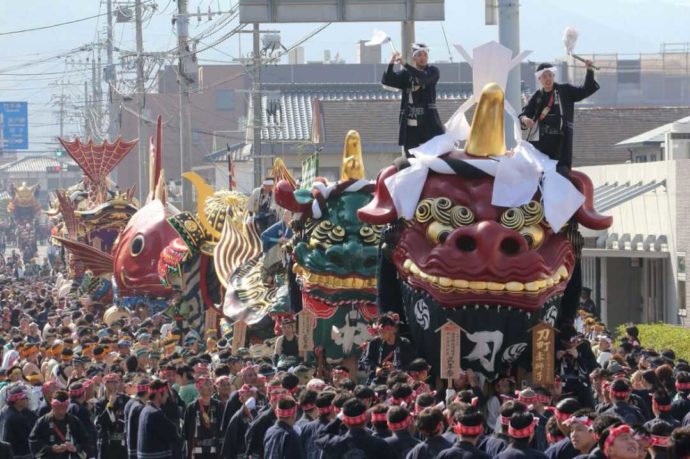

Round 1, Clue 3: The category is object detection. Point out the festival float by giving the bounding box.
[358,42,612,380]
[8,181,42,254]
[48,131,139,304]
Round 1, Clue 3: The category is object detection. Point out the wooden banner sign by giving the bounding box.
[231,320,247,355]
[531,321,556,387]
[205,308,218,334]
[296,309,316,358]
[435,319,462,382]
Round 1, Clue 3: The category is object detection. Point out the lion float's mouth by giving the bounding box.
[293,264,377,290]
[402,258,569,293]
[292,264,377,307]
[399,258,572,313]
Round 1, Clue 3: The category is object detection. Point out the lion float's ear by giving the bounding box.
[570,170,612,230]
[357,165,399,225]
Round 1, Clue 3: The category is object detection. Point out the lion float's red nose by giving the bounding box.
[446,221,529,257]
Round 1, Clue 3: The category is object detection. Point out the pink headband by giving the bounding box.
[676,381,690,391]
[653,399,672,413]
[508,418,538,438]
[342,412,368,426]
[454,423,484,436]
[388,416,413,431]
[276,405,297,418]
[136,384,150,393]
[371,412,388,423]
[650,435,669,447]
[604,425,632,456]
[103,374,120,383]
[7,390,27,402]
[564,416,593,428]
[148,385,168,395]
[554,409,571,422]
[51,399,69,407]
[318,405,335,415]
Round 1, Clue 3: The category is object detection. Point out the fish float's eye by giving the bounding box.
[130,235,145,257]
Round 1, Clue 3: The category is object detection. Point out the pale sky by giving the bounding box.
[2,0,690,149]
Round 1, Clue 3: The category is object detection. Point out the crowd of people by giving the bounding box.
[0,269,689,459]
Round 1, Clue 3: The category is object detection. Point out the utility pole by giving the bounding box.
[401,0,415,63]
[106,0,116,143]
[84,81,90,139]
[177,0,194,211]
[135,0,147,202]
[498,0,521,147]
[252,23,262,189]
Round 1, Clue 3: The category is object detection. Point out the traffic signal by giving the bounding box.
[46,165,62,173]
[55,149,64,157]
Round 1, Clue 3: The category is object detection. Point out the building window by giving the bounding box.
[215,89,236,111]
[192,129,202,146]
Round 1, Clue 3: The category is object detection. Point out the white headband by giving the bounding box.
[535,66,557,81]
[411,44,429,58]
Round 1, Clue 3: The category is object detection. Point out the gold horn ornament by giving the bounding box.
[465,82,506,157]
[341,130,365,181]
[182,171,219,239]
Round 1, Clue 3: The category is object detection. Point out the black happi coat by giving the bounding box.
[362,335,415,381]
[124,398,145,459]
[437,441,491,459]
[222,406,256,459]
[0,405,37,458]
[384,429,420,459]
[495,444,548,459]
[68,401,96,457]
[263,420,304,459]
[137,403,180,459]
[519,69,599,173]
[314,419,395,459]
[299,417,330,459]
[94,394,129,459]
[182,398,222,459]
[478,433,510,457]
[381,63,445,149]
[29,412,89,459]
[544,437,579,459]
[602,401,646,426]
[406,434,453,459]
[244,406,276,458]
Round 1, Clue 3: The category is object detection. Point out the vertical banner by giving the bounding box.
[435,319,462,384]
[227,154,236,190]
[531,321,556,387]
[231,320,247,355]
[301,152,320,190]
[205,308,218,336]
[296,309,315,359]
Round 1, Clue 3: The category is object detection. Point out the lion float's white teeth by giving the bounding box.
[402,259,569,294]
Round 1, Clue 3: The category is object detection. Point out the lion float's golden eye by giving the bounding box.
[500,207,526,231]
[427,221,454,245]
[449,205,474,227]
[520,225,545,249]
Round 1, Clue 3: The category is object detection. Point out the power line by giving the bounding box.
[0,2,153,36]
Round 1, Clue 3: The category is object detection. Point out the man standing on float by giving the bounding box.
[382,43,445,158]
[519,60,599,176]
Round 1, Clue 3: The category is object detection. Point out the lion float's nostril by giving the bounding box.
[456,235,477,252]
[500,237,522,255]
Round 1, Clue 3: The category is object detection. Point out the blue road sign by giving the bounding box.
[0,102,28,150]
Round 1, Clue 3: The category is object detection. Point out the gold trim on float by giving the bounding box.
[401,258,569,295]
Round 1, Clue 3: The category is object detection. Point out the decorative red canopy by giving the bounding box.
[57,137,138,183]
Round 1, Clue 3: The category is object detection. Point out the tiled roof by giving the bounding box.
[616,114,690,147]
[573,107,690,166]
[0,156,76,173]
[317,98,467,146]
[259,83,473,142]
[594,179,666,213]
